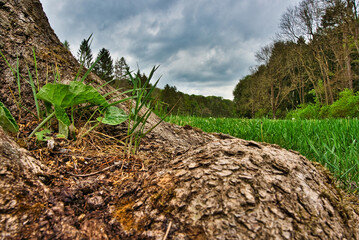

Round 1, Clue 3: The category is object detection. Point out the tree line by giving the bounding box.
[64,38,237,118]
[153,84,236,117]
[233,0,359,119]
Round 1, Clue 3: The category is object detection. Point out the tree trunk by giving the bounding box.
[343,34,353,89]
[1,0,359,239]
[270,83,276,119]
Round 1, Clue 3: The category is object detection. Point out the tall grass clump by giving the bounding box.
[125,66,162,156]
[167,115,359,190]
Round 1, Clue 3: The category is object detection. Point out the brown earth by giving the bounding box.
[1,0,359,239]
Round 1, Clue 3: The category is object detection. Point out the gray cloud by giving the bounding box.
[41,0,301,99]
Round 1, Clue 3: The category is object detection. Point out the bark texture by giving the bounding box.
[124,138,359,239]
[0,0,359,239]
[0,0,80,116]
[0,127,49,239]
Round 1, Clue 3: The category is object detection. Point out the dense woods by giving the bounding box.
[153,84,236,117]
[233,0,359,118]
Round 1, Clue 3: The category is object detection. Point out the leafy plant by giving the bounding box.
[29,80,131,138]
[35,129,52,141]
[329,89,359,118]
[0,101,19,133]
[286,104,320,119]
[1,40,165,160]
[26,42,137,139]
[125,66,162,156]
[97,106,127,125]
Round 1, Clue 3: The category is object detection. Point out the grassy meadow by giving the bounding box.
[166,115,359,190]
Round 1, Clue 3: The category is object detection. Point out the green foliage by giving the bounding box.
[254,108,270,119]
[286,89,359,119]
[34,80,109,137]
[37,81,108,109]
[319,105,331,118]
[157,84,236,118]
[126,66,161,156]
[0,101,19,133]
[1,41,163,157]
[63,40,70,50]
[97,106,127,125]
[113,57,130,89]
[329,89,359,118]
[166,116,359,191]
[93,48,114,82]
[35,129,52,141]
[286,104,320,119]
[27,52,133,139]
[232,0,359,118]
[0,49,41,118]
[30,79,131,138]
[77,35,93,68]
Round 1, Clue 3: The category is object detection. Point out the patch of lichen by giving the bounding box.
[113,199,140,232]
[150,187,175,211]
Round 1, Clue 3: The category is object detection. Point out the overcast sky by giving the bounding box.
[41,0,301,99]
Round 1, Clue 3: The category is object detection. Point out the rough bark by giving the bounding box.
[0,0,80,116]
[123,138,359,239]
[0,127,49,239]
[0,0,359,239]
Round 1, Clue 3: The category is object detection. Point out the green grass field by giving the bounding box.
[166,115,359,190]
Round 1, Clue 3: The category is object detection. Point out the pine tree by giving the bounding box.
[114,57,129,80]
[63,40,70,50]
[77,36,93,68]
[93,48,114,82]
[113,57,130,89]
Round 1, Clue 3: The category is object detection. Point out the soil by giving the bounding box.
[1,0,359,239]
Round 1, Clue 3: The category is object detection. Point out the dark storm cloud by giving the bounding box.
[41,0,301,99]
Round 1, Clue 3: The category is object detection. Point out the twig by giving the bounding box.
[61,154,93,160]
[162,221,173,240]
[67,160,123,177]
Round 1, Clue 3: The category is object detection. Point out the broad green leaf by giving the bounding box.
[97,106,127,125]
[37,81,108,108]
[0,101,19,133]
[35,129,52,141]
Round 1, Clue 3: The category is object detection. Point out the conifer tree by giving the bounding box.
[63,40,70,50]
[77,36,93,68]
[93,48,114,82]
[113,57,130,89]
[114,57,129,80]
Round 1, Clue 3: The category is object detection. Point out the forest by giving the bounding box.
[234,0,359,119]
